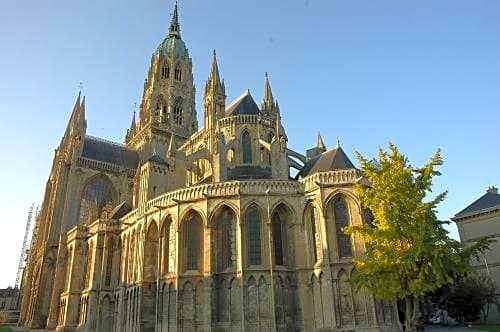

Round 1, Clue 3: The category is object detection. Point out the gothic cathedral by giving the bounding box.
[19,3,399,332]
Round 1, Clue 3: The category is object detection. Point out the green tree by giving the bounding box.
[446,275,498,322]
[345,144,492,332]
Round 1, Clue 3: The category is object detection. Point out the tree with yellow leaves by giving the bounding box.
[345,144,492,332]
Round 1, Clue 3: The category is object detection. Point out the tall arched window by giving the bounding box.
[213,207,236,272]
[272,212,286,266]
[184,213,202,271]
[144,222,159,281]
[333,196,352,258]
[79,176,113,225]
[242,131,252,164]
[83,241,94,289]
[64,247,73,291]
[246,206,262,266]
[173,98,183,125]
[174,66,182,81]
[162,64,170,79]
[104,237,114,286]
[161,220,171,274]
[309,205,321,263]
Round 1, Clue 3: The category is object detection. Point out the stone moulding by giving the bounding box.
[77,156,136,177]
[120,168,363,225]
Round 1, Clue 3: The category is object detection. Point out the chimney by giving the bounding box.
[487,186,498,194]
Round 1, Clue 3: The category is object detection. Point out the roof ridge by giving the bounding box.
[85,135,128,148]
[225,89,251,112]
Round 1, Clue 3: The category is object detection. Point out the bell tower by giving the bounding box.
[126,1,197,160]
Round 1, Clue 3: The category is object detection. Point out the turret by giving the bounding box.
[261,72,278,115]
[126,1,197,160]
[203,50,226,132]
[59,92,87,163]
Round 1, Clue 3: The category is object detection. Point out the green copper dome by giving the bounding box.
[157,36,188,58]
[156,1,187,58]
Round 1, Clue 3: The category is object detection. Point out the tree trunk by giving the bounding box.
[404,296,417,332]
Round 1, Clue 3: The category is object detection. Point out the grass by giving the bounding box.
[0,325,14,332]
[474,325,500,332]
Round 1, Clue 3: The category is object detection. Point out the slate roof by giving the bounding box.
[109,201,132,220]
[297,146,355,178]
[225,90,260,115]
[82,136,139,170]
[454,189,500,218]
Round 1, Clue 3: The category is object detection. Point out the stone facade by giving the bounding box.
[19,3,400,332]
[452,186,500,323]
[0,287,18,312]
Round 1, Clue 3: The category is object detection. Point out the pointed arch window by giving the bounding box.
[272,212,286,266]
[64,247,73,291]
[184,213,202,271]
[162,64,170,79]
[173,98,183,125]
[161,220,171,274]
[174,66,182,81]
[79,176,113,225]
[246,206,262,265]
[309,205,321,263]
[83,241,94,289]
[214,208,236,272]
[242,131,252,164]
[333,196,352,258]
[104,238,114,286]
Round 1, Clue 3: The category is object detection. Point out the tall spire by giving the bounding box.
[209,50,221,85]
[78,96,86,125]
[130,111,136,132]
[317,132,326,152]
[262,72,277,114]
[263,72,274,105]
[168,1,181,38]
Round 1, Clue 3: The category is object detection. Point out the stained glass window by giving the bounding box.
[78,177,113,225]
[246,206,261,265]
[215,208,236,272]
[310,206,321,263]
[334,196,352,258]
[242,131,252,164]
[272,212,285,266]
[186,214,201,270]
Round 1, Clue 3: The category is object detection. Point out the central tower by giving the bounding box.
[126,2,197,159]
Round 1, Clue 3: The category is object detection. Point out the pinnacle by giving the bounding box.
[317,132,326,151]
[210,49,220,83]
[168,0,181,38]
[264,72,274,105]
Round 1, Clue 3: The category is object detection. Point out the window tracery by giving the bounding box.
[78,177,113,225]
[246,206,262,265]
[242,131,252,164]
[333,196,352,258]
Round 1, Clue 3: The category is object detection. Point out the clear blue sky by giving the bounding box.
[0,0,499,288]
